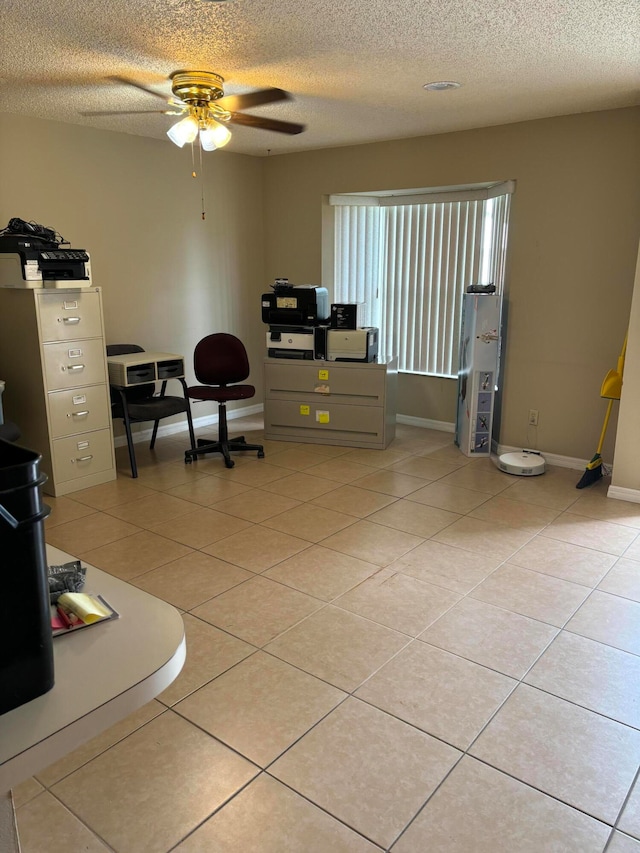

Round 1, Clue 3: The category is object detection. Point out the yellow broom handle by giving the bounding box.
[596,399,615,455]
[618,334,628,375]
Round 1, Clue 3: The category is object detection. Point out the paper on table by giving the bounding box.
[58,592,113,624]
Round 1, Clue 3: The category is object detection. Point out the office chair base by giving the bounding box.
[185,437,265,469]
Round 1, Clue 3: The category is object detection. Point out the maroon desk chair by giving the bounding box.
[184,334,264,469]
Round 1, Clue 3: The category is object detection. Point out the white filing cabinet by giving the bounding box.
[0,287,116,496]
[264,357,397,449]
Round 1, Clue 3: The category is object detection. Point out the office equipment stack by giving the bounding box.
[262,279,378,362]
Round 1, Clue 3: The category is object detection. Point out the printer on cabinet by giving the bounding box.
[267,326,331,360]
[261,283,330,326]
[327,328,378,363]
[0,220,91,289]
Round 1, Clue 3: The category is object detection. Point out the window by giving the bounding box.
[330,182,513,377]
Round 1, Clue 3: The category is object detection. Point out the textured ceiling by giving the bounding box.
[1,0,639,156]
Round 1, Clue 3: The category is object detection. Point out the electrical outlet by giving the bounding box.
[528,409,539,426]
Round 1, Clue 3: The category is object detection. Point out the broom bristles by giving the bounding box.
[576,456,603,489]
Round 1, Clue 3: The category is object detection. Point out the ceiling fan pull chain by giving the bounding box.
[191,141,197,179]
[199,141,206,220]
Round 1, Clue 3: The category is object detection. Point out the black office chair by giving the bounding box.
[107,344,196,478]
[184,333,264,469]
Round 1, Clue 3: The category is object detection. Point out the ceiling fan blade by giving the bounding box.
[107,75,169,103]
[228,112,305,135]
[216,88,291,113]
[81,109,175,116]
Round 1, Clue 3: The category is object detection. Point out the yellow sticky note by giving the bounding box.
[316,411,330,424]
[300,405,310,415]
[318,369,329,380]
[57,592,112,624]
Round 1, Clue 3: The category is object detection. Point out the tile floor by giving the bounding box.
[12,417,640,852]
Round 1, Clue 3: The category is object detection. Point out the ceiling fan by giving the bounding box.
[82,70,305,150]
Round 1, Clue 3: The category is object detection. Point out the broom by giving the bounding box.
[575,400,613,488]
[576,334,627,489]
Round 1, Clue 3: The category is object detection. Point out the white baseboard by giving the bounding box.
[607,485,640,504]
[396,414,455,433]
[493,442,602,473]
[395,421,596,473]
[113,403,264,449]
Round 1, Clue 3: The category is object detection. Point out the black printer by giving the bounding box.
[261,283,330,326]
[0,219,92,289]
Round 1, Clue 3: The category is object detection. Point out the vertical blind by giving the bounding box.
[333,187,512,377]
[333,204,384,330]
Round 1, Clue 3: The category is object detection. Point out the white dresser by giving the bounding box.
[0,287,116,495]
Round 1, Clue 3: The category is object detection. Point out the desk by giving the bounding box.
[0,545,185,794]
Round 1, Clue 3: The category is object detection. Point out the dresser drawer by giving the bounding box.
[43,338,107,390]
[265,361,385,406]
[52,429,114,484]
[38,290,102,342]
[48,385,111,438]
[265,399,385,444]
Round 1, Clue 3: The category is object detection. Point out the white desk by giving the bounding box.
[0,545,185,793]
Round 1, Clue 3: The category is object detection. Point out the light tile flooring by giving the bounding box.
[12,417,640,852]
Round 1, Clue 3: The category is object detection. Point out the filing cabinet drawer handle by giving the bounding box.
[69,410,90,418]
[73,455,93,463]
[65,364,85,371]
[61,317,81,325]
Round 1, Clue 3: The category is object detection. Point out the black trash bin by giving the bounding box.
[0,438,54,715]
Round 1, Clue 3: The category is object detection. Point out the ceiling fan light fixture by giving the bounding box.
[200,118,232,151]
[167,114,199,147]
[199,128,217,151]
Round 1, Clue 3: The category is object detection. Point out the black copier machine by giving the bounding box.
[0,218,91,289]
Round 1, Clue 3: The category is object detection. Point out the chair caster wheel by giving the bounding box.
[257,450,265,459]
[225,459,235,469]
[185,456,192,465]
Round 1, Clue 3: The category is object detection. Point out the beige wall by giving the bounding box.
[0,114,266,432]
[263,107,640,460]
[396,374,457,427]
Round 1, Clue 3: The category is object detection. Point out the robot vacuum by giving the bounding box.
[497,450,546,476]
